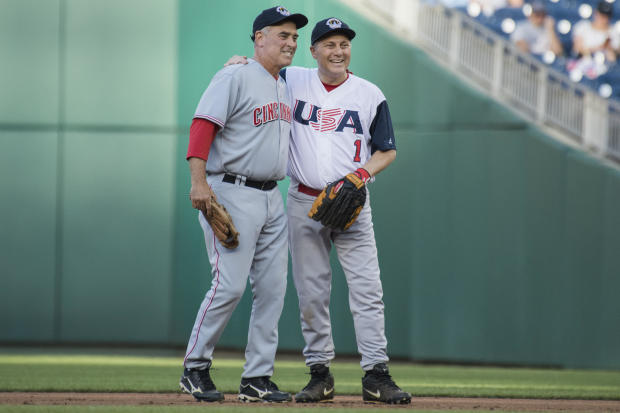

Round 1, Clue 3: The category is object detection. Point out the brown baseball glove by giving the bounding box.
[201,198,239,249]
[308,170,368,231]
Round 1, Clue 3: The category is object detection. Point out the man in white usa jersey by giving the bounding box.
[226,17,410,404]
[284,18,411,405]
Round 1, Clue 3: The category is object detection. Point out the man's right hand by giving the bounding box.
[190,181,216,216]
[188,157,215,215]
[225,55,249,66]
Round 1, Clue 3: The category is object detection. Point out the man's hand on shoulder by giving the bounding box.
[225,55,249,67]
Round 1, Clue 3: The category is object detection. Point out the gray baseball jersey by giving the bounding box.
[194,58,291,181]
[184,59,291,379]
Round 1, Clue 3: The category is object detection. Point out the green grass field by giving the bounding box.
[0,348,619,413]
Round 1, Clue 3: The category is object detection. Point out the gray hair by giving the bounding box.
[253,26,271,43]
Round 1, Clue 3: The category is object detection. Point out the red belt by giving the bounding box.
[298,183,321,197]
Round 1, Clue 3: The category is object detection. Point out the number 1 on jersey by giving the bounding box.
[353,139,361,162]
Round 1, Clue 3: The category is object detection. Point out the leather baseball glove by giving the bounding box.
[308,169,369,231]
[202,198,239,249]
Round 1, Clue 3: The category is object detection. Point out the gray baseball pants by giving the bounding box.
[287,181,389,371]
[183,173,288,378]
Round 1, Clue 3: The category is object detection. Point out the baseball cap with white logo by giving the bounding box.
[311,17,356,45]
[251,6,308,41]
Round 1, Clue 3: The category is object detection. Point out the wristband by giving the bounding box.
[354,167,371,184]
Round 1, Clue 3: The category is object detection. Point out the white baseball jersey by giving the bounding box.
[281,66,396,371]
[194,58,292,181]
[281,67,396,189]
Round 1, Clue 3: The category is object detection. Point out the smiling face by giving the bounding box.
[310,34,351,84]
[254,21,299,75]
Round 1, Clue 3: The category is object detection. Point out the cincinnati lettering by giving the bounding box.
[293,99,363,134]
[253,102,292,126]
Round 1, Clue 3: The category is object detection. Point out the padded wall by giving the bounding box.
[0,0,178,343]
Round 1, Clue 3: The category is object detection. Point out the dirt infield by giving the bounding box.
[2,392,620,411]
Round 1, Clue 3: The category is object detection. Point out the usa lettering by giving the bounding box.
[293,99,363,134]
[253,102,292,126]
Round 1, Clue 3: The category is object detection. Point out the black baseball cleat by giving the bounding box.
[238,376,292,402]
[362,363,412,404]
[179,366,225,402]
[295,364,335,403]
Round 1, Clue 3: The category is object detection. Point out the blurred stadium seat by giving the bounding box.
[449,0,620,101]
[594,64,620,98]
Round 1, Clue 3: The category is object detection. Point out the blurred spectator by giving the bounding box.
[572,1,619,60]
[568,1,620,79]
[511,1,563,56]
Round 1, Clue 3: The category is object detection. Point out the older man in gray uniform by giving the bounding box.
[179,6,307,403]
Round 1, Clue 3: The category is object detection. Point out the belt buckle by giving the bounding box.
[260,181,268,190]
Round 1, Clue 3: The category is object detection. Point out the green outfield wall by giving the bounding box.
[1,0,619,370]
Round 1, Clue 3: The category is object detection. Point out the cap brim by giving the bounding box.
[313,28,356,44]
[275,13,308,29]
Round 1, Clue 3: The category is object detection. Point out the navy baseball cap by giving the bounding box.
[531,0,546,14]
[311,17,356,45]
[597,0,613,16]
[251,6,308,41]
